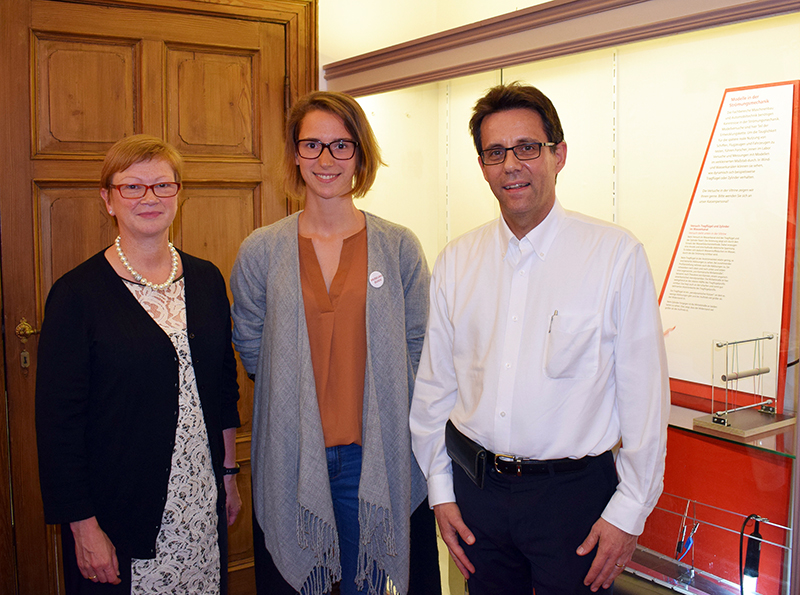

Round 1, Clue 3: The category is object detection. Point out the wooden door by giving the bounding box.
[0,1,316,593]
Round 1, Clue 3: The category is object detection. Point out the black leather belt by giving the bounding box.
[490,451,590,476]
[445,419,590,481]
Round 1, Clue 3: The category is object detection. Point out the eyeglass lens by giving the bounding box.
[115,183,180,198]
[481,143,544,165]
[297,139,357,160]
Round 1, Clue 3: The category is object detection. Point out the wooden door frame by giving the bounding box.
[0,1,317,592]
[0,0,42,589]
[0,256,16,595]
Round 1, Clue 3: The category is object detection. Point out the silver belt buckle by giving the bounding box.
[494,453,524,476]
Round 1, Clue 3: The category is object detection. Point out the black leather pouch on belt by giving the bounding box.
[445,420,487,489]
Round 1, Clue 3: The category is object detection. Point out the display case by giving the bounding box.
[342,8,800,594]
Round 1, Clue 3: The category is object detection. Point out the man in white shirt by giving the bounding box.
[409,83,669,594]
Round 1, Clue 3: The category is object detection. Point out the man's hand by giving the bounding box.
[69,517,121,584]
[576,518,637,591]
[433,502,476,579]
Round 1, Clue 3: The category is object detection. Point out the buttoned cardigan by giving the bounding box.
[36,250,240,559]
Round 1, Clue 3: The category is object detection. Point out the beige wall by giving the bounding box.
[318,1,547,87]
[349,14,800,278]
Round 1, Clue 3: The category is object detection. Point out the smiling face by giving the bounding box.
[295,110,358,205]
[478,108,567,239]
[101,158,179,243]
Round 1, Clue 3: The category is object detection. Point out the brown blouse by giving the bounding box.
[298,228,368,447]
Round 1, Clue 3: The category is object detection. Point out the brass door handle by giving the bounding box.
[15,318,40,343]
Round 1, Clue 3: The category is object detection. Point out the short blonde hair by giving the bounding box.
[284,91,384,200]
[100,135,183,189]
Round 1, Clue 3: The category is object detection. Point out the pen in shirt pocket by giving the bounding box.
[548,310,558,333]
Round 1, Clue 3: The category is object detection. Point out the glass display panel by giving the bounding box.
[357,10,800,595]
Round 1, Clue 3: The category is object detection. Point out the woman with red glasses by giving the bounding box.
[36,134,241,594]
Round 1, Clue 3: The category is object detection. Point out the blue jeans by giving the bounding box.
[326,443,381,595]
[252,445,440,595]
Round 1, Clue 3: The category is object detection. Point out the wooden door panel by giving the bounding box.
[175,186,257,283]
[32,1,264,48]
[36,185,116,295]
[168,48,257,156]
[3,1,315,593]
[34,36,137,155]
[174,185,257,434]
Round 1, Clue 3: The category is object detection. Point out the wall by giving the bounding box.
[318,1,546,88]
[352,13,800,281]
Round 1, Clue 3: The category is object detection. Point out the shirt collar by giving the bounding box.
[499,199,565,262]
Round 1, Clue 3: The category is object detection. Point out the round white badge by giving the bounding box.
[369,271,384,288]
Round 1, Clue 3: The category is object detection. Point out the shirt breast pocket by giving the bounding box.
[543,313,601,379]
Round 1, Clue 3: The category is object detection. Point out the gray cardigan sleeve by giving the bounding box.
[399,228,430,375]
[230,230,269,375]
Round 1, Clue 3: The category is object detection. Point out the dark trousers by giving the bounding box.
[253,498,442,595]
[453,451,618,595]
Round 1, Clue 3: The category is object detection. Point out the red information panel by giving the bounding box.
[659,81,799,413]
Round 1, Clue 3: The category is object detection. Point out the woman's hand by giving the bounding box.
[69,517,121,584]
[222,427,241,526]
[224,475,242,526]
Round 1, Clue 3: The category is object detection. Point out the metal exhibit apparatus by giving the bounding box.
[693,333,793,438]
[711,334,775,427]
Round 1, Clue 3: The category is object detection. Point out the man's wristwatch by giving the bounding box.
[223,462,240,476]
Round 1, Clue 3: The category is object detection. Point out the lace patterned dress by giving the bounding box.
[124,278,221,594]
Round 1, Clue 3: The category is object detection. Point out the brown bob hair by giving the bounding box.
[100,134,184,189]
[469,82,565,155]
[284,91,384,200]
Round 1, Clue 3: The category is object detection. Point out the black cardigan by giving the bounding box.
[36,249,240,559]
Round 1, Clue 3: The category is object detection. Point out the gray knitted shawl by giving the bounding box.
[230,212,429,595]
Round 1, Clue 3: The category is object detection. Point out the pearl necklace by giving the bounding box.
[115,236,179,290]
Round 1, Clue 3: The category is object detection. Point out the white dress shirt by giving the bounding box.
[410,200,669,536]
